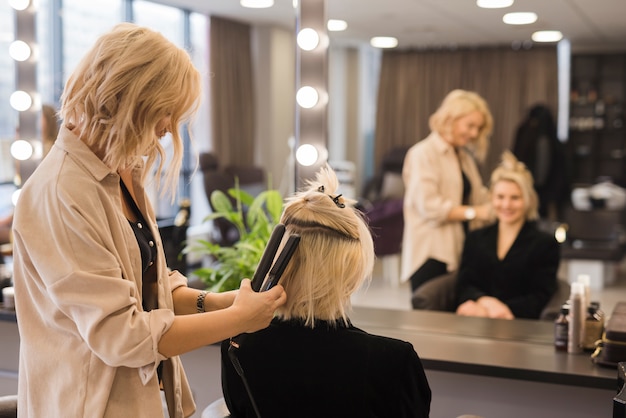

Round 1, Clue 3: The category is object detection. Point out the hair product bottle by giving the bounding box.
[582,305,604,351]
[554,304,569,352]
[568,282,585,354]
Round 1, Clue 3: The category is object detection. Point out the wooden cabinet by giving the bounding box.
[568,54,626,186]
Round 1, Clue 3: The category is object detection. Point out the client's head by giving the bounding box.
[275,165,375,327]
[490,150,539,223]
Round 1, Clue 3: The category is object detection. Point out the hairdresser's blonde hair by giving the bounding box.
[429,89,493,162]
[276,165,375,327]
[490,150,539,220]
[59,23,201,196]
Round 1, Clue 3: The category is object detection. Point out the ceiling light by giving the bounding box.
[370,36,398,49]
[240,0,274,8]
[503,12,537,25]
[9,40,32,61]
[327,19,347,32]
[532,30,563,43]
[297,28,320,51]
[296,86,319,108]
[476,0,514,8]
[295,144,319,167]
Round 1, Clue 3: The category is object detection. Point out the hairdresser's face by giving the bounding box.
[446,110,484,147]
[492,180,526,226]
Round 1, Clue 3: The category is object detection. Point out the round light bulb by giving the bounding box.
[10,91,33,111]
[11,189,22,207]
[297,28,320,51]
[11,140,34,161]
[296,144,319,167]
[9,0,30,10]
[9,40,31,61]
[296,86,319,109]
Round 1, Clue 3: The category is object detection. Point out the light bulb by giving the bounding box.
[532,30,563,43]
[503,12,537,25]
[9,0,30,10]
[10,91,33,111]
[296,86,319,109]
[296,144,318,167]
[476,0,514,8]
[9,40,32,61]
[11,189,21,206]
[297,28,320,51]
[11,140,34,161]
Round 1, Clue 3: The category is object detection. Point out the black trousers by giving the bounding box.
[409,258,447,292]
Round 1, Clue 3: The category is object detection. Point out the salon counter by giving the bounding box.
[0,306,619,417]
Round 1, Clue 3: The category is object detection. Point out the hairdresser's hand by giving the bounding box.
[474,203,493,222]
[232,279,287,334]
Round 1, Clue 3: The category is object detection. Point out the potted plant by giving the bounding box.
[184,184,283,292]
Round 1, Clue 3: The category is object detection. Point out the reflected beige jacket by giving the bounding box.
[401,132,491,282]
[12,127,195,417]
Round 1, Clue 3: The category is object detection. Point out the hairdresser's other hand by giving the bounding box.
[232,278,287,333]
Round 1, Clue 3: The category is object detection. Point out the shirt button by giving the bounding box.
[149,241,154,247]
[149,261,154,266]
[137,222,143,229]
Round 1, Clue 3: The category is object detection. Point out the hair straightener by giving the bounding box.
[228,224,300,418]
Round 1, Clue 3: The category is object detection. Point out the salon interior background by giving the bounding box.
[2,0,626,229]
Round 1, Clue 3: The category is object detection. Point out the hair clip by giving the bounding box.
[332,194,345,208]
[317,185,325,193]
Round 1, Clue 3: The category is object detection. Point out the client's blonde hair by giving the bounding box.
[60,23,201,197]
[276,165,375,327]
[490,150,539,220]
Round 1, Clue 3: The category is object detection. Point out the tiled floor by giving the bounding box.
[351,258,626,317]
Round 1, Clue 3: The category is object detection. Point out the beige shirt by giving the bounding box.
[12,127,195,417]
[401,132,490,282]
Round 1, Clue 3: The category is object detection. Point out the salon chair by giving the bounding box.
[201,397,230,418]
[0,395,17,418]
[615,362,626,418]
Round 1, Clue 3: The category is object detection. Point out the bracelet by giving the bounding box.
[196,290,209,313]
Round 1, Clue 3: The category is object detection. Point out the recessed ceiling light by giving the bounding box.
[240,0,274,9]
[476,0,514,9]
[503,12,537,25]
[370,36,398,49]
[327,19,347,32]
[532,30,563,43]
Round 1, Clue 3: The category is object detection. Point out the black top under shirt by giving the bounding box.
[461,169,472,235]
[120,181,157,308]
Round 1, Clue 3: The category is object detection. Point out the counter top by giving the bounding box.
[0,308,15,322]
[350,307,616,390]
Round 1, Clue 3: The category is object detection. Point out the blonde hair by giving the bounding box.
[429,89,493,162]
[276,165,375,327]
[490,151,539,220]
[59,23,201,196]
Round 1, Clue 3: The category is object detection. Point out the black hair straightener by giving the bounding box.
[228,224,300,418]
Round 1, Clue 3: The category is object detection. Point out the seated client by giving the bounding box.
[455,151,559,319]
[221,166,431,418]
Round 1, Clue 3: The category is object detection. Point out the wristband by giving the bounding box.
[196,290,209,313]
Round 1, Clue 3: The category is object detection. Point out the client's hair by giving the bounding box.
[276,165,375,327]
[490,150,539,220]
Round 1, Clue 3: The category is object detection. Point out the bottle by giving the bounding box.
[174,198,191,227]
[582,305,603,351]
[554,305,569,352]
[567,282,585,354]
[577,274,591,312]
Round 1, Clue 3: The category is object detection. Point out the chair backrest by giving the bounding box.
[0,395,17,418]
